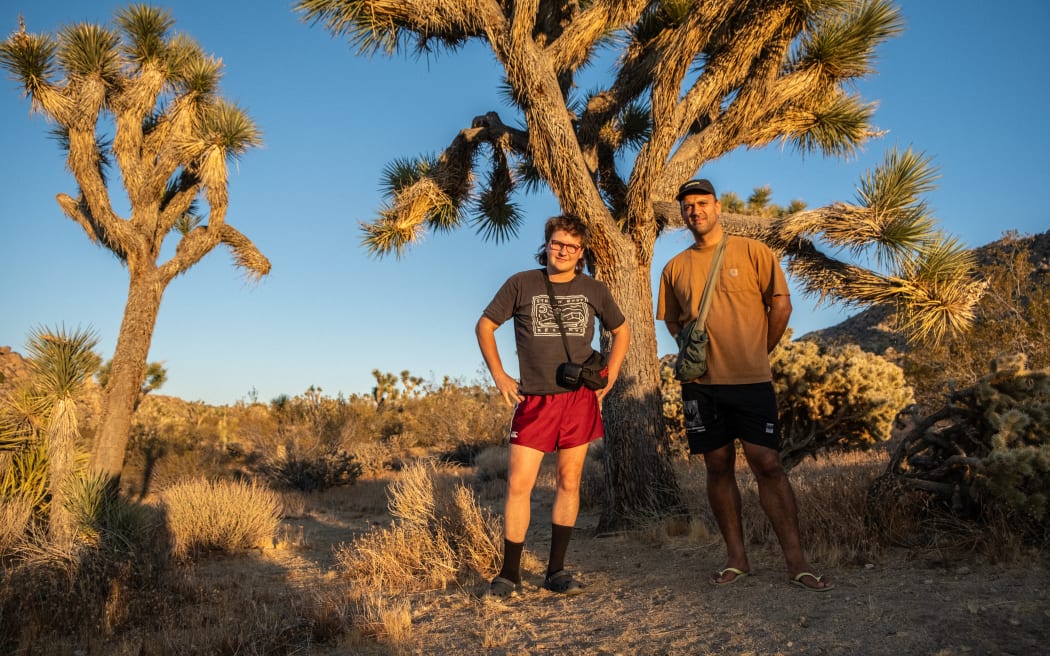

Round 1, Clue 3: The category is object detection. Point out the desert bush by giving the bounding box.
[261,448,363,492]
[160,478,281,559]
[771,336,914,469]
[336,460,501,593]
[473,445,509,483]
[874,354,1050,543]
[363,375,510,450]
[660,335,913,468]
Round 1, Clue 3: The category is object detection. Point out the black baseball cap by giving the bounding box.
[675,178,717,200]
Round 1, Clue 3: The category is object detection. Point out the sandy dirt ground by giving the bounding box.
[260,472,1050,656]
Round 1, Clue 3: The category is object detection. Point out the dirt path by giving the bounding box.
[268,501,1050,655]
[404,529,1048,655]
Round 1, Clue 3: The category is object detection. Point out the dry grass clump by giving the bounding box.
[579,441,609,510]
[160,478,282,559]
[867,472,1032,563]
[473,444,508,492]
[731,451,885,566]
[663,449,888,566]
[0,494,34,555]
[791,450,888,565]
[350,591,414,647]
[335,460,501,594]
[663,447,1033,567]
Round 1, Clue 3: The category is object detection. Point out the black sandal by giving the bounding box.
[544,570,584,595]
[485,576,521,599]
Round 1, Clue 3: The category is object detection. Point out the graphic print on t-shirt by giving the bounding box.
[532,294,589,336]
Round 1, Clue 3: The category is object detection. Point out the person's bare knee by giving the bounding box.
[703,445,735,479]
[556,476,581,498]
[743,443,785,481]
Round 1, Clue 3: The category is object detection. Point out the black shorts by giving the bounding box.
[681,382,780,454]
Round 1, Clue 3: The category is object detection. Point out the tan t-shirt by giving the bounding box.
[657,235,790,384]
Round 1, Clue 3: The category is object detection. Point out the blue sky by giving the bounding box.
[2,1,1048,406]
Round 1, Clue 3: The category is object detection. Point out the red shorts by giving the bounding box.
[509,387,604,453]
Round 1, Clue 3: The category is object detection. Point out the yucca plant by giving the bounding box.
[23,325,100,543]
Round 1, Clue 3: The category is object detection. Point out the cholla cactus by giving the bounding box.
[881,354,1050,527]
[772,338,913,469]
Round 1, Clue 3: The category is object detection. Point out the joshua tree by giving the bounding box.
[296,0,980,526]
[0,5,269,483]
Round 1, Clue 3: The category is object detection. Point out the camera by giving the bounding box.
[556,362,584,390]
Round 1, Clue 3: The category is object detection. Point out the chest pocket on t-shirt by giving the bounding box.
[719,265,755,293]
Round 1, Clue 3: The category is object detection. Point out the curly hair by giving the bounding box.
[535,214,590,274]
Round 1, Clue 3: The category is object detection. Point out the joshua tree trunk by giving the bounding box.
[597,242,683,530]
[90,271,164,481]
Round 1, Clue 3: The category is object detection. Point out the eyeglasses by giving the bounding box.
[548,239,582,255]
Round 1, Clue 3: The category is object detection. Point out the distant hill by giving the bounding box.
[800,230,1050,355]
[0,345,28,388]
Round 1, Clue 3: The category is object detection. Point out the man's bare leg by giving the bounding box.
[741,442,831,590]
[703,444,750,583]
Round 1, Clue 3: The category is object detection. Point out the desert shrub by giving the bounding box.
[370,377,511,451]
[268,386,357,451]
[903,232,1050,408]
[160,478,281,559]
[262,448,363,492]
[473,445,508,483]
[771,336,914,469]
[874,354,1050,543]
[660,335,913,468]
[336,460,501,593]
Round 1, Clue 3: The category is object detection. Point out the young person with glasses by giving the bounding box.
[476,214,630,597]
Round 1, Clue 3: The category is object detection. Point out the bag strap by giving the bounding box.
[543,271,576,363]
[685,235,727,341]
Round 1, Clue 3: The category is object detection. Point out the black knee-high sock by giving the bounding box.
[497,539,524,584]
[547,523,574,576]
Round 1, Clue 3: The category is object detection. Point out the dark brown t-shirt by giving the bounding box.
[483,269,625,395]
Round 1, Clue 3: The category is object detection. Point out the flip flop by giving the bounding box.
[710,567,750,586]
[791,571,834,592]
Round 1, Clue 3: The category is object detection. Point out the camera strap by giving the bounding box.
[543,271,577,364]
